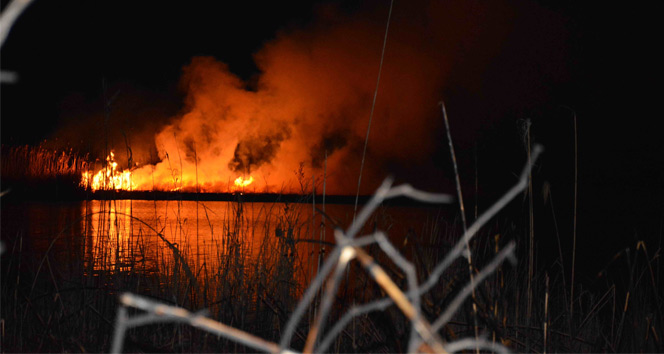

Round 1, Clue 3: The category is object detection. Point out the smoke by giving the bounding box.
[228,127,291,173]
[115,0,568,194]
[310,130,349,169]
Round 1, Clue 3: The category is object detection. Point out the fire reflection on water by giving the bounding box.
[80,199,337,286]
[85,200,134,273]
[1,199,445,302]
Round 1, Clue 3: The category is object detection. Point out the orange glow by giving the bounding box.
[75,20,450,195]
[54,2,531,195]
[73,3,477,195]
[81,151,134,191]
[234,175,254,189]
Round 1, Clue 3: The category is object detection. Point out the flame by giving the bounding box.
[81,151,134,191]
[234,175,254,189]
[81,151,261,193]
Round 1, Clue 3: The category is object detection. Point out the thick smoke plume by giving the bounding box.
[228,129,291,174]
[119,0,566,194]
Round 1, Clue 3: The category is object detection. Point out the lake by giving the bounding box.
[2,195,659,353]
[0,198,466,352]
[1,198,453,288]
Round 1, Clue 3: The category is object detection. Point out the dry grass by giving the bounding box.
[1,144,88,180]
[1,142,662,352]
[1,144,89,199]
[102,147,539,353]
[3,2,661,351]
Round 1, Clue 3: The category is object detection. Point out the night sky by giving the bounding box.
[2,1,663,274]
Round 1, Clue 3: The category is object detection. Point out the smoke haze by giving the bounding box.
[70,0,567,194]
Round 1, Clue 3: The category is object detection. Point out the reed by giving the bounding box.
[1,144,88,179]
[2,142,662,353]
[1,144,89,199]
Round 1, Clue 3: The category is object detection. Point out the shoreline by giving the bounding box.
[1,187,451,207]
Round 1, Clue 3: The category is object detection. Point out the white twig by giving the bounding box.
[318,148,542,351]
[110,305,128,354]
[0,0,34,48]
[372,232,423,353]
[431,242,517,332]
[349,179,453,239]
[443,337,511,354]
[0,70,18,83]
[279,230,379,351]
[285,181,450,351]
[113,293,287,354]
[303,244,356,353]
[0,0,34,82]
[110,148,540,353]
[383,183,455,204]
[347,177,395,238]
[419,145,542,295]
[319,300,389,352]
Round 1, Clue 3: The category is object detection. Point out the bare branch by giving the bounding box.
[303,245,356,353]
[443,337,511,354]
[114,293,285,354]
[431,242,517,332]
[0,0,35,82]
[0,0,34,48]
[353,246,446,353]
[110,147,542,353]
[419,145,542,295]
[318,148,542,350]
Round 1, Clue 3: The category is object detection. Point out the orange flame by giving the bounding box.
[233,175,254,189]
[81,151,134,191]
[80,151,261,193]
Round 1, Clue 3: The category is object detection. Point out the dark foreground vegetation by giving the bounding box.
[1,144,662,353]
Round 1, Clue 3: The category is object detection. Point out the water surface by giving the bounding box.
[1,199,451,287]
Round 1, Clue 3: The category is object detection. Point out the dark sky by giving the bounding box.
[2,0,663,273]
[2,1,658,147]
[1,0,324,142]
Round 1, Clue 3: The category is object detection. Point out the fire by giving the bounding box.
[80,151,260,193]
[235,176,254,188]
[234,175,254,189]
[81,151,134,191]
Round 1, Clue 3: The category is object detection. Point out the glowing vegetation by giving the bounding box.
[1,144,88,180]
[80,151,134,191]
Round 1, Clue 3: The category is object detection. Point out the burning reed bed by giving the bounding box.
[1,145,663,352]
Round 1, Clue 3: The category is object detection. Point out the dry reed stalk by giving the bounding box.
[354,0,394,219]
[636,241,661,311]
[112,293,287,354]
[430,243,516,333]
[303,244,356,353]
[313,150,327,324]
[526,120,535,352]
[440,101,479,354]
[544,273,549,354]
[352,246,446,353]
[319,146,541,352]
[570,112,578,320]
[107,145,541,353]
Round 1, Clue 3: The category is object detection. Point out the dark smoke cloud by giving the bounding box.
[310,129,349,169]
[228,128,291,173]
